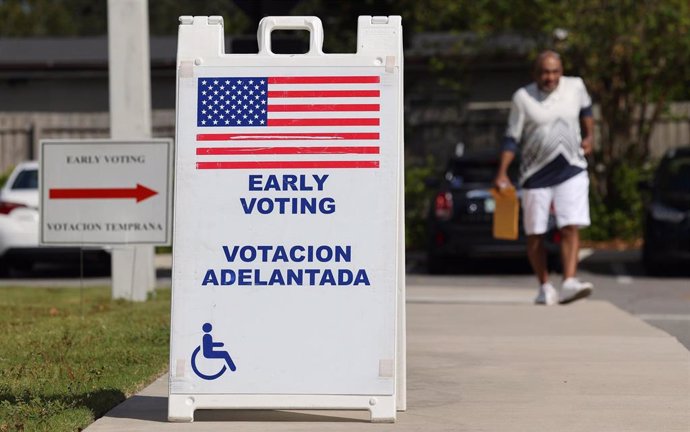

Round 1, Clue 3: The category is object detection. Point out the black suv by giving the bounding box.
[426,151,560,273]
[642,146,690,274]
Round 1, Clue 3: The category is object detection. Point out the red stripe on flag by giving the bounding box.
[267,90,379,98]
[197,161,380,169]
[196,133,379,141]
[267,76,380,84]
[267,104,380,112]
[267,118,379,126]
[196,146,380,155]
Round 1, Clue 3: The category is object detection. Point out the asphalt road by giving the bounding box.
[3,250,689,350]
[408,249,690,351]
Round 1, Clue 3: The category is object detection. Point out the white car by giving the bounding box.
[0,161,110,275]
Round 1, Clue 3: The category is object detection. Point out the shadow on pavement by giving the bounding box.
[105,395,167,422]
[406,251,533,275]
[578,249,644,276]
[195,409,368,422]
[104,395,367,423]
[579,249,690,278]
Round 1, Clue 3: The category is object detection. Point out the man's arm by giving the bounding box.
[495,93,523,189]
[494,149,515,190]
[494,134,518,189]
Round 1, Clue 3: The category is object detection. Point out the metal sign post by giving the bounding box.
[168,15,405,423]
[39,138,173,301]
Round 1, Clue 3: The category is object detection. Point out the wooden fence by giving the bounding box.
[0,111,175,173]
[1,103,688,173]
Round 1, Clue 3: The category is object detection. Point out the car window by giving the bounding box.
[11,168,38,190]
[657,157,690,193]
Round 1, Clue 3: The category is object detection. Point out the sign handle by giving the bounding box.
[257,16,324,55]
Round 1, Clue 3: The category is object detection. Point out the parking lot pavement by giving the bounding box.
[85,283,690,432]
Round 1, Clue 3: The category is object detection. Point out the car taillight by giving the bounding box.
[435,231,445,246]
[0,201,26,215]
[552,230,562,244]
[434,192,453,220]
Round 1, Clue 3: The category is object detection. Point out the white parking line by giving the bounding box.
[578,248,594,261]
[636,314,690,321]
[407,296,531,305]
[611,262,634,284]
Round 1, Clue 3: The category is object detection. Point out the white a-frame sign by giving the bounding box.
[169,15,405,423]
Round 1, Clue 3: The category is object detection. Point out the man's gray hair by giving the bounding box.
[534,50,562,73]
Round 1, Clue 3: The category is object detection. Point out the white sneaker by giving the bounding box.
[535,282,558,306]
[560,278,593,304]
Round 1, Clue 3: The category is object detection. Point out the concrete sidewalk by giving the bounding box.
[86,285,690,431]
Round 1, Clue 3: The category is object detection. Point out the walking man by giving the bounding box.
[494,50,594,305]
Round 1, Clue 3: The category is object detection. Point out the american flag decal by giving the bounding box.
[195,76,381,169]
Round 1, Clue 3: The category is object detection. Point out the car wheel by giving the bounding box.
[642,235,672,276]
[427,255,447,274]
[643,257,665,276]
[92,255,112,276]
[642,240,666,276]
[9,259,33,276]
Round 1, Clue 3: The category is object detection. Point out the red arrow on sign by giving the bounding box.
[49,184,158,203]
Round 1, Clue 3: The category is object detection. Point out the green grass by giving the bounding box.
[0,286,170,432]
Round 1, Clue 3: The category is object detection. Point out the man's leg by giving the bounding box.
[523,187,557,305]
[551,172,592,303]
[553,171,590,280]
[560,225,579,279]
[527,234,549,284]
[558,224,592,303]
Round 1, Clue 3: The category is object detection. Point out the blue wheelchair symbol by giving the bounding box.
[191,323,237,380]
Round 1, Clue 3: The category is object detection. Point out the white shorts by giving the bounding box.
[521,171,591,235]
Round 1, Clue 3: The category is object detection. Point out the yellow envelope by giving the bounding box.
[490,186,519,240]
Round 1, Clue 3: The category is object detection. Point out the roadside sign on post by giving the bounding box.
[168,16,405,423]
[40,139,173,245]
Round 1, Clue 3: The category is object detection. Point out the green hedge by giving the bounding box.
[405,156,437,251]
[583,162,654,241]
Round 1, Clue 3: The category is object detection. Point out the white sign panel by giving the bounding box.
[40,139,173,245]
[169,16,404,423]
